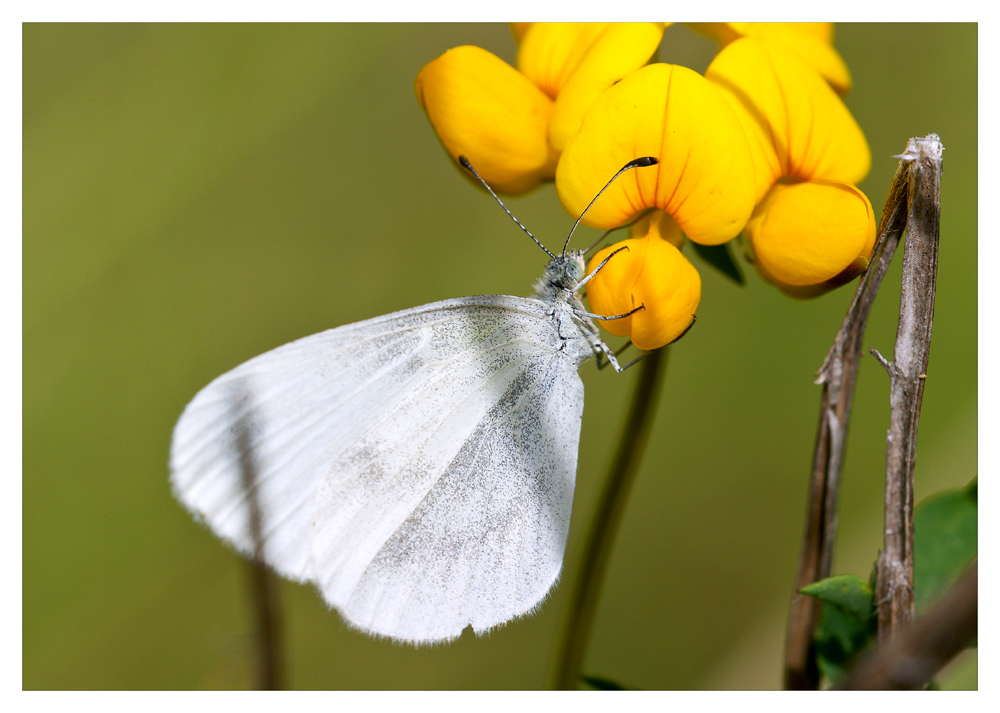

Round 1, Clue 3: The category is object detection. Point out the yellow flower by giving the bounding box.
[705,37,869,202]
[515,23,614,99]
[557,63,756,348]
[414,23,665,194]
[557,63,755,243]
[523,23,667,152]
[744,179,877,295]
[586,227,702,351]
[416,23,875,343]
[705,37,874,297]
[689,22,851,94]
[415,45,557,194]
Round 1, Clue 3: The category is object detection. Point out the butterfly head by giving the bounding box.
[534,250,586,304]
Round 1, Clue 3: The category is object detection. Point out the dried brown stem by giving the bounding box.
[872,134,943,643]
[783,145,912,689]
[841,561,975,690]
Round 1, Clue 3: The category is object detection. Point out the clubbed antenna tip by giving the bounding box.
[561,156,660,255]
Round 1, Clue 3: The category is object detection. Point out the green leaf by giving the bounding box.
[815,642,848,685]
[800,574,873,619]
[582,675,631,690]
[914,478,977,613]
[801,574,876,686]
[689,240,745,285]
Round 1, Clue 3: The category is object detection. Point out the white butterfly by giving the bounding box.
[170,156,659,644]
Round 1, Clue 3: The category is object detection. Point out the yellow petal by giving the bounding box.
[516,23,611,100]
[585,234,701,350]
[705,37,870,202]
[689,23,834,48]
[686,22,742,45]
[415,45,559,194]
[738,23,851,95]
[548,23,667,151]
[745,178,876,290]
[629,209,685,249]
[689,22,850,93]
[510,23,533,43]
[556,63,756,245]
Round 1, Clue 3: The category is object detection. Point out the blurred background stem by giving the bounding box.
[234,388,285,690]
[552,346,668,690]
[246,561,284,690]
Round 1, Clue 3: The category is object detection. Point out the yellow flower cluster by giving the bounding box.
[415,23,875,349]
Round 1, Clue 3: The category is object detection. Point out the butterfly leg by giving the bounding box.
[594,340,650,373]
[573,246,628,293]
[575,304,644,323]
[592,338,622,372]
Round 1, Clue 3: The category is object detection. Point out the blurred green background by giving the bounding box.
[23,23,977,690]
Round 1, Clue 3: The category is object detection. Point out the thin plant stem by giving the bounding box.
[246,561,284,690]
[552,346,668,690]
[232,385,285,690]
[783,144,913,689]
[872,134,943,643]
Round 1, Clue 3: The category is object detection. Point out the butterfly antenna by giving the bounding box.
[459,156,557,260]
[561,156,658,256]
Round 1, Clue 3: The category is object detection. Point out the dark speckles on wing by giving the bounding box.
[343,352,582,641]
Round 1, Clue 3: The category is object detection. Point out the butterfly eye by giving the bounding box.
[567,258,583,282]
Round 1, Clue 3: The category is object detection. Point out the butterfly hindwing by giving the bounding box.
[170,295,591,642]
[314,342,584,642]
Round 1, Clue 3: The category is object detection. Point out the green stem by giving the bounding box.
[246,560,284,690]
[552,346,669,689]
[232,387,284,690]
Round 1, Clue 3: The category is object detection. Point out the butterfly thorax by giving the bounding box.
[531,251,600,365]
